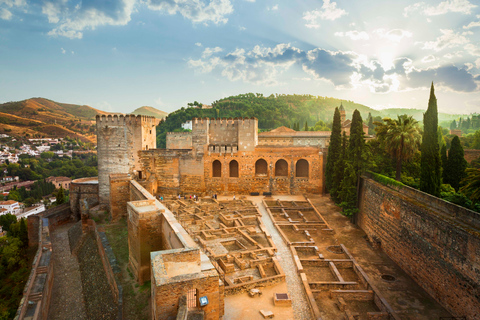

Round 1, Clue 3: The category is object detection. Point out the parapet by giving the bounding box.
[96,114,160,127]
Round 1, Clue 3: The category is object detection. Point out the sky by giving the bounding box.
[0,0,480,115]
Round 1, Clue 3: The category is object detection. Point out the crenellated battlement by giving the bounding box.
[167,132,192,135]
[96,114,159,127]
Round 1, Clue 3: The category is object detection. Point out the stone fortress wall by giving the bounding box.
[96,114,159,206]
[358,175,480,319]
[148,117,324,197]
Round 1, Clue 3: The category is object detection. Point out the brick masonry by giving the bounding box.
[357,176,480,320]
[96,114,159,206]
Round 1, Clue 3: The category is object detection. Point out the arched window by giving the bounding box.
[229,160,239,177]
[275,159,288,177]
[296,159,309,178]
[212,160,221,177]
[255,159,268,176]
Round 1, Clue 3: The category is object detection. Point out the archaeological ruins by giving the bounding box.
[16,113,480,320]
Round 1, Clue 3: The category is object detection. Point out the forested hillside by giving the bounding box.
[156,93,379,148]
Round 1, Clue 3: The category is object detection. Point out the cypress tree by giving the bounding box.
[367,113,374,135]
[326,107,342,192]
[450,120,457,130]
[420,82,441,196]
[348,109,366,177]
[445,136,467,191]
[338,162,358,216]
[304,121,308,131]
[331,132,348,202]
[441,144,447,183]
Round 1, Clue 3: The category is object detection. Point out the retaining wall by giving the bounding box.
[357,176,480,319]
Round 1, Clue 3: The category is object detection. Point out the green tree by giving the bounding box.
[450,120,457,130]
[338,162,358,216]
[326,107,342,192]
[56,186,66,204]
[331,132,348,202]
[304,121,308,131]
[444,136,467,191]
[460,168,480,202]
[375,115,422,181]
[348,109,366,176]
[420,83,441,196]
[0,214,17,233]
[441,144,448,183]
[367,112,375,135]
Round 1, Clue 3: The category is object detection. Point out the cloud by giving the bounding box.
[303,0,347,29]
[373,28,412,42]
[239,26,245,31]
[0,0,26,8]
[60,47,66,54]
[0,0,26,20]
[463,20,480,29]
[404,0,477,17]
[334,30,369,40]
[195,42,202,47]
[145,0,233,24]
[422,29,469,52]
[202,46,222,58]
[421,55,435,63]
[267,4,278,11]
[0,8,11,20]
[188,43,479,93]
[46,0,136,39]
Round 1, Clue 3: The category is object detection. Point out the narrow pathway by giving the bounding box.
[252,198,312,320]
[48,223,87,320]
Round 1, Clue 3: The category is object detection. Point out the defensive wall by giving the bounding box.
[15,217,53,320]
[138,146,323,196]
[357,175,480,319]
[96,114,159,206]
[70,177,99,220]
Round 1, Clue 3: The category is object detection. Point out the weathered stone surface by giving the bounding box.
[358,177,480,320]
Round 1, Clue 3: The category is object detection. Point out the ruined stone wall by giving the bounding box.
[464,149,480,163]
[127,199,163,284]
[70,177,99,220]
[152,273,221,320]
[357,177,480,320]
[166,132,192,149]
[109,173,131,221]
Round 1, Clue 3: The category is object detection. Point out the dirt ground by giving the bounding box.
[306,194,452,319]
[224,282,295,320]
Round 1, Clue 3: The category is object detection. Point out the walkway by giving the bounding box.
[251,196,312,320]
[48,223,87,320]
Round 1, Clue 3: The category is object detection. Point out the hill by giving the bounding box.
[131,106,168,119]
[155,93,383,148]
[0,98,108,143]
[378,108,463,122]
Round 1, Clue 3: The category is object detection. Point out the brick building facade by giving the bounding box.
[139,117,327,197]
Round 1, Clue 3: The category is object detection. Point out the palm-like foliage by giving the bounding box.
[375,115,422,181]
[460,168,480,202]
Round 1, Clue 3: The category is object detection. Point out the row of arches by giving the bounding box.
[212,159,309,178]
